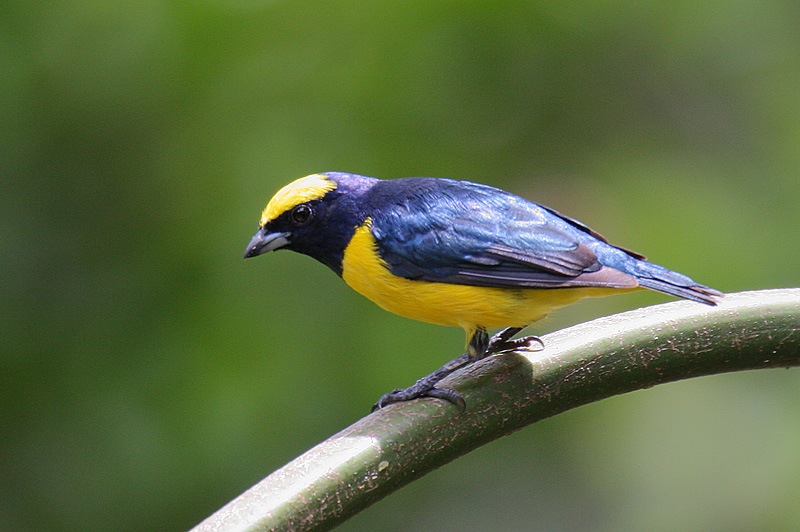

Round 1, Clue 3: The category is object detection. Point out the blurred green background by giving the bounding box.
[3,1,800,531]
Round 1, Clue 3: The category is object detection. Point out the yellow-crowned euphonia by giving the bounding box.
[244,172,721,409]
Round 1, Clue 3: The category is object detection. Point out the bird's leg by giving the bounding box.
[372,329,491,411]
[371,327,545,411]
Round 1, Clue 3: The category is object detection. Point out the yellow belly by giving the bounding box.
[341,222,632,335]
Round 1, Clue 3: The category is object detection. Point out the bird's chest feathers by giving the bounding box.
[340,221,565,329]
[341,222,417,316]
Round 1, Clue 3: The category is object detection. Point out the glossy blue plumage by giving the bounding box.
[330,174,717,304]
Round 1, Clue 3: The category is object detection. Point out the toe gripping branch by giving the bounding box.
[371,327,544,411]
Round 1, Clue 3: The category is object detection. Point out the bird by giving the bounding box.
[244,172,722,410]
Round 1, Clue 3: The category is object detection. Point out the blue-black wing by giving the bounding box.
[366,178,640,289]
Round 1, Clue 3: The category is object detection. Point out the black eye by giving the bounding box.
[290,204,312,225]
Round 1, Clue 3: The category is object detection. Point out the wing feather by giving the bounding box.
[368,178,639,290]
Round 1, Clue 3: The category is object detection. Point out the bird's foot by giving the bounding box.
[370,328,544,412]
[371,353,469,412]
[372,384,465,412]
[485,327,544,356]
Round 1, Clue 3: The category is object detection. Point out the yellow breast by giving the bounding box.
[341,221,626,335]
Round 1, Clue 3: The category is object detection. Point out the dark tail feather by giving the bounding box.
[637,274,723,306]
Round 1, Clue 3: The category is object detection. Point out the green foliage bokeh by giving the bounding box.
[2,2,799,531]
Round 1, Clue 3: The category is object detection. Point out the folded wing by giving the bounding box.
[369,179,640,290]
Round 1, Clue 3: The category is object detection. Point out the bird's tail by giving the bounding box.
[634,261,722,305]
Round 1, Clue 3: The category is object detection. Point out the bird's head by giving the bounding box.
[244,172,377,275]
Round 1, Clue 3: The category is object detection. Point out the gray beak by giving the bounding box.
[243,229,291,259]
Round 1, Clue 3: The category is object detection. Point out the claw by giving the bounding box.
[517,335,545,352]
[371,386,464,412]
[490,335,544,354]
[484,326,544,355]
[420,387,466,411]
